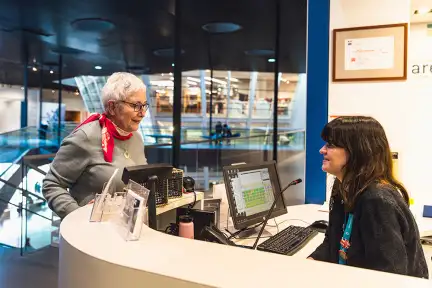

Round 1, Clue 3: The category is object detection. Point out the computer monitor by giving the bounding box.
[122,163,173,229]
[223,161,287,230]
[122,163,173,187]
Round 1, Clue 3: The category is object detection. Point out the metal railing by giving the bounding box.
[0,127,305,253]
[0,149,56,255]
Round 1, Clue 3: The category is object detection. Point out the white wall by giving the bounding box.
[0,87,86,133]
[327,0,423,201]
[42,89,86,111]
[403,23,432,206]
[0,100,21,133]
[0,88,24,133]
[290,74,306,130]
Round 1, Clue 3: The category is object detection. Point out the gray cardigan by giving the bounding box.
[42,121,147,218]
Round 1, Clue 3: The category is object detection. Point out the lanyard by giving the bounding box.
[338,213,354,265]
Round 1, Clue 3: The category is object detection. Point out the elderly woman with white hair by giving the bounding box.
[43,72,148,219]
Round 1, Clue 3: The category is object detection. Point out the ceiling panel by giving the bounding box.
[0,0,307,88]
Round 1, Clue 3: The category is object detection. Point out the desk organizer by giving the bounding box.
[144,178,168,206]
[168,168,184,199]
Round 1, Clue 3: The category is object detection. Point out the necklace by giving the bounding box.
[121,142,130,159]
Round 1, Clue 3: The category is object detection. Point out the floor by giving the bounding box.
[0,207,54,249]
[0,245,58,288]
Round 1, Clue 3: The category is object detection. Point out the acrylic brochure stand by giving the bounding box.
[89,191,126,222]
[110,181,150,241]
[89,180,150,241]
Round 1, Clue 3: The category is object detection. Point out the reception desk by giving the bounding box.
[58,203,431,288]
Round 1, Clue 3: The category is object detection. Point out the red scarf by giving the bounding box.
[74,113,133,162]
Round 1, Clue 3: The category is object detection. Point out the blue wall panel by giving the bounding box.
[305,0,330,204]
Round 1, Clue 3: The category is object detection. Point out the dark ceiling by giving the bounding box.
[0,0,307,89]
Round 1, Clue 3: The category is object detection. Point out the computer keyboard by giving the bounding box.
[257,225,318,256]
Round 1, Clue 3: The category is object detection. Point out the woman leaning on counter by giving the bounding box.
[42,72,148,219]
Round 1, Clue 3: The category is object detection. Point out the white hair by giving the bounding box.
[101,72,146,110]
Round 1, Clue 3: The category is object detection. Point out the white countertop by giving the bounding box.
[59,204,430,288]
[156,191,204,215]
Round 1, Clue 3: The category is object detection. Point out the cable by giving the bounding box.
[232,235,272,240]
[267,219,312,227]
[225,221,264,240]
[185,189,197,210]
[267,220,287,227]
[273,218,279,233]
[285,219,312,226]
[226,206,230,229]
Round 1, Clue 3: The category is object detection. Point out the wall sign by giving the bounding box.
[411,62,432,75]
[332,23,408,82]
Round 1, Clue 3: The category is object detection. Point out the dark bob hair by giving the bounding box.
[321,116,409,210]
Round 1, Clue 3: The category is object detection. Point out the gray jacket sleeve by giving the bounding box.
[42,130,90,218]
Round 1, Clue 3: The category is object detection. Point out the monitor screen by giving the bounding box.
[223,161,287,230]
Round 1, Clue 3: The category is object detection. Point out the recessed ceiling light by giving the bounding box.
[51,47,83,55]
[172,63,175,67]
[268,58,276,63]
[71,18,115,32]
[202,22,242,34]
[126,66,149,74]
[50,70,54,74]
[32,67,37,72]
[245,49,275,57]
[95,65,102,70]
[414,7,431,15]
[153,48,185,57]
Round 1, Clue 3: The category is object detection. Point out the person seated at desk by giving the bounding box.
[309,116,428,279]
[43,72,148,219]
[222,123,232,138]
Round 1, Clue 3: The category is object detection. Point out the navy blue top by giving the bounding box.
[309,181,428,279]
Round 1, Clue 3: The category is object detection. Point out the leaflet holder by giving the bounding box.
[110,181,150,241]
[89,179,126,222]
[122,164,173,230]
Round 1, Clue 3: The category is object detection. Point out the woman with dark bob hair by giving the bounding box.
[309,116,428,278]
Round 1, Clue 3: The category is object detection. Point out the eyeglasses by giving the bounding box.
[324,142,338,149]
[120,100,149,112]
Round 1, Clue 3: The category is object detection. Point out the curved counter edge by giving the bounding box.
[59,236,209,288]
[58,206,431,288]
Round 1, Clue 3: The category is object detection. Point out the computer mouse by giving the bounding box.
[310,220,329,232]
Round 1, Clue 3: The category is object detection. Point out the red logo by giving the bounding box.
[340,239,350,249]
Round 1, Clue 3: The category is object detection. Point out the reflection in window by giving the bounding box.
[75,70,301,141]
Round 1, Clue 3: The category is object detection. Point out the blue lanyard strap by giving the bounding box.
[338,213,354,265]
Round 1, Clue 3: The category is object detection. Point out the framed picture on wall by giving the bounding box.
[332,23,408,82]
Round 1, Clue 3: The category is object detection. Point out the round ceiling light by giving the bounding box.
[71,18,116,33]
[244,49,275,57]
[126,66,150,74]
[153,48,185,57]
[51,46,83,55]
[202,22,242,34]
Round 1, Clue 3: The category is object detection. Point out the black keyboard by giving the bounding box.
[257,225,318,256]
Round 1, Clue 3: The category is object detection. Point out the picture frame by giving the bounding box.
[332,23,408,82]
